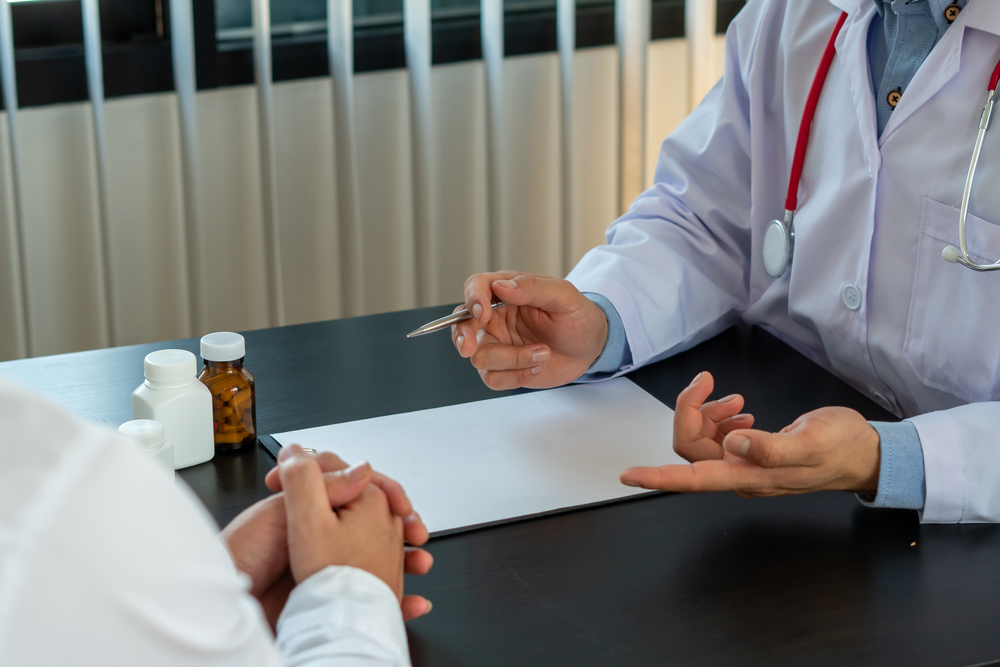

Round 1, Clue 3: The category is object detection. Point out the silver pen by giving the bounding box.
[406,299,508,338]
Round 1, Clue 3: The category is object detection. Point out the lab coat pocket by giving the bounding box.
[904,198,1000,403]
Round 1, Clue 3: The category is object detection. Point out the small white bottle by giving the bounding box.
[119,419,175,474]
[132,349,214,469]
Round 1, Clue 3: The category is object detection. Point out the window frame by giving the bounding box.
[5,0,697,108]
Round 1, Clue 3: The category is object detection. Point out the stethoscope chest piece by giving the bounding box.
[763,218,792,278]
[765,11,1000,278]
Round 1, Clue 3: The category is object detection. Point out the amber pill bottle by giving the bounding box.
[198,332,257,450]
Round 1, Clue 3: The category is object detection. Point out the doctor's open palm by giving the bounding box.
[620,371,882,498]
[452,271,610,390]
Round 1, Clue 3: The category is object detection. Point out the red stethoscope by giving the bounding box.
[762,10,1000,277]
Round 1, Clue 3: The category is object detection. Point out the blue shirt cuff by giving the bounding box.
[857,421,926,510]
[581,293,631,375]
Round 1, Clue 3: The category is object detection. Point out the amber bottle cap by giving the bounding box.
[201,332,246,362]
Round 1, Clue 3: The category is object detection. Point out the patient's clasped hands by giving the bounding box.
[222,445,433,630]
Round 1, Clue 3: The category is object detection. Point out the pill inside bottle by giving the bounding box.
[198,332,257,450]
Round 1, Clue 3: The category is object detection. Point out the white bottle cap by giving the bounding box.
[119,419,166,450]
[144,349,197,383]
[201,332,246,362]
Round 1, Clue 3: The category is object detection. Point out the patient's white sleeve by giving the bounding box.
[0,378,410,667]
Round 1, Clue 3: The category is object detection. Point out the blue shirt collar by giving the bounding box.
[872,0,968,34]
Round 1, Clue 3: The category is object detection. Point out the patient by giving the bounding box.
[0,377,431,666]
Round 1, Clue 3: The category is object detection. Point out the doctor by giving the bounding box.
[451,0,1000,523]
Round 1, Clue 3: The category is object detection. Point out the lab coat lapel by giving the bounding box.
[825,0,863,13]
[964,1,1000,37]
[835,2,882,173]
[877,4,969,145]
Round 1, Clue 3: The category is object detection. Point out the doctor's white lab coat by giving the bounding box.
[567,0,1000,523]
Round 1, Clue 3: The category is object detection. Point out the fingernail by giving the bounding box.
[346,460,370,482]
[531,364,545,375]
[718,394,738,403]
[725,434,750,457]
[688,371,705,387]
[404,512,420,524]
[456,334,464,350]
[494,279,517,289]
[532,347,550,363]
[472,303,483,321]
[733,413,751,421]
[278,444,300,462]
[622,479,641,487]
[425,600,433,613]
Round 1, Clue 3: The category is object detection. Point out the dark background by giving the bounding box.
[6,0,747,108]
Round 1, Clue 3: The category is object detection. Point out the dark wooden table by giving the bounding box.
[2,306,998,666]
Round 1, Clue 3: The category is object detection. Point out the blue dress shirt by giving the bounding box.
[581,0,973,511]
[869,0,968,137]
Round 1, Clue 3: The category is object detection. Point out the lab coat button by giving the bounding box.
[842,284,862,311]
[944,4,961,23]
[871,390,894,412]
[887,88,902,109]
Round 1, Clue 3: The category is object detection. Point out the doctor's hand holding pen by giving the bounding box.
[620,371,883,498]
[451,271,610,390]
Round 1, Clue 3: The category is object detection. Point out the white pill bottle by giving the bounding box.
[132,349,214,469]
[118,419,175,474]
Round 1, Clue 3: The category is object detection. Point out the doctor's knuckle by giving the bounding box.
[482,371,503,390]
[472,346,500,369]
[759,443,784,468]
[686,475,705,493]
[673,440,695,459]
[464,275,488,299]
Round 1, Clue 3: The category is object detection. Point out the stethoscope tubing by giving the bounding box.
[784,11,848,213]
[774,11,1000,275]
[955,90,999,271]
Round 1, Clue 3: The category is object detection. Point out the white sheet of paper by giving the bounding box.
[272,377,687,535]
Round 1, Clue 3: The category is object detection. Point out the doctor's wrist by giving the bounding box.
[582,293,625,374]
[849,423,881,496]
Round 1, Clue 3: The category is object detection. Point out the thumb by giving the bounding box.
[490,275,579,315]
[279,445,336,537]
[722,429,789,468]
[324,460,372,507]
